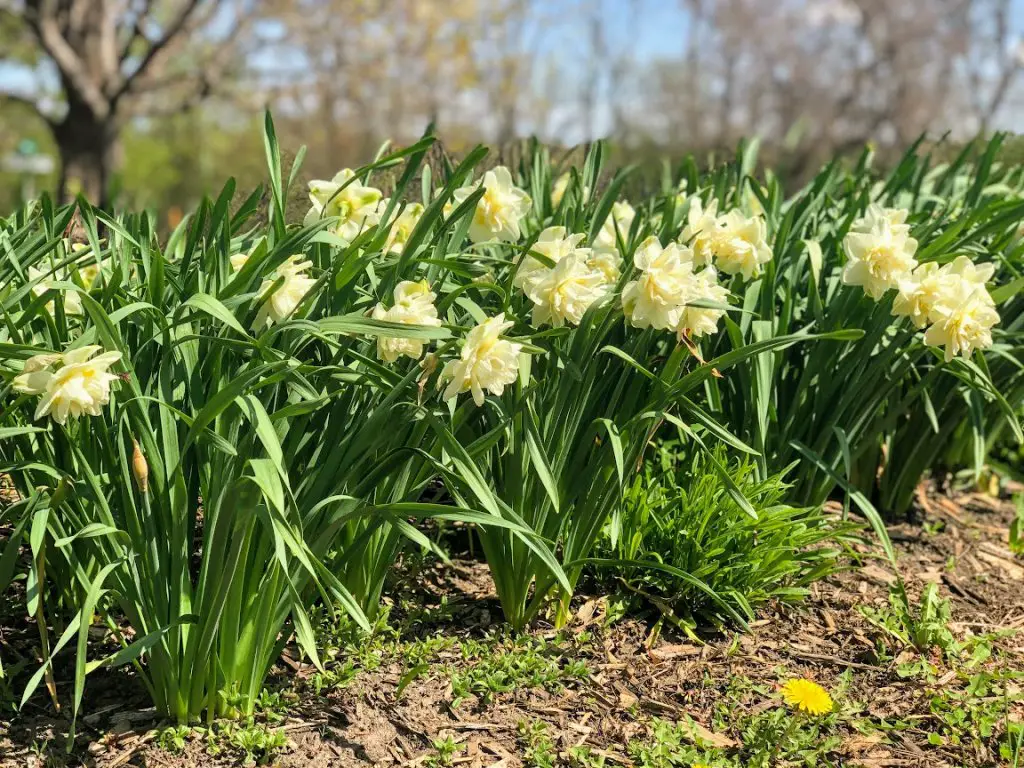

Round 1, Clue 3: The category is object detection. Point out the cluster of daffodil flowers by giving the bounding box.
[304,166,430,255]
[355,169,776,408]
[618,195,771,338]
[842,204,1000,361]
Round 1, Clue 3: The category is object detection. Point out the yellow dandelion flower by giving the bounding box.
[781,678,833,716]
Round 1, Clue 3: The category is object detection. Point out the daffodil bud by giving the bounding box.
[132,439,149,494]
[50,476,71,507]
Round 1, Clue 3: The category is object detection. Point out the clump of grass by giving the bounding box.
[602,442,855,628]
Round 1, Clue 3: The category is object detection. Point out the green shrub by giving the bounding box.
[602,443,853,626]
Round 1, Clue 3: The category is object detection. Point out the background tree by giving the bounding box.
[0,0,260,205]
[2,0,1024,212]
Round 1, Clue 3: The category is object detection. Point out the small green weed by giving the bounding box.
[926,671,1024,758]
[156,725,191,754]
[254,688,297,723]
[627,718,722,768]
[202,719,288,764]
[449,635,589,707]
[861,583,958,660]
[518,720,557,768]
[1002,720,1024,767]
[604,444,853,628]
[568,745,608,768]
[1010,493,1024,555]
[424,734,463,768]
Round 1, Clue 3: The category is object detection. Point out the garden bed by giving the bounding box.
[3,482,1022,768]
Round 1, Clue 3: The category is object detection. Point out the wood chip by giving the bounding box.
[649,643,702,660]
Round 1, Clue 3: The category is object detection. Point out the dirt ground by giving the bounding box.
[2,481,1023,768]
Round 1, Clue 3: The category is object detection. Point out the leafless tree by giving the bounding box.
[0,0,259,205]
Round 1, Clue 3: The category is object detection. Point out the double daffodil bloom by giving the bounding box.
[378,200,425,254]
[252,256,316,329]
[371,280,442,362]
[593,201,636,255]
[680,196,719,267]
[708,210,773,280]
[842,215,918,300]
[525,253,608,328]
[304,169,383,245]
[678,267,730,339]
[453,166,531,244]
[441,313,524,406]
[14,346,122,425]
[622,236,700,331]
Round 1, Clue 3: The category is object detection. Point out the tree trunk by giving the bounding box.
[52,101,119,209]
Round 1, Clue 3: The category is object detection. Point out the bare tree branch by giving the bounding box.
[114,0,204,98]
[33,0,111,118]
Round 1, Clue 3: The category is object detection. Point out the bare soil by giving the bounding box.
[1,482,1022,768]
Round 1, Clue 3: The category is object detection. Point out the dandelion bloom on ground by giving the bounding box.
[371,280,442,362]
[14,346,122,425]
[441,313,524,406]
[781,678,833,715]
[453,166,531,244]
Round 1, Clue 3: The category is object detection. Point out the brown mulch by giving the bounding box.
[1,482,1022,768]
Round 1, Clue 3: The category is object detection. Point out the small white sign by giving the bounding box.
[2,154,55,174]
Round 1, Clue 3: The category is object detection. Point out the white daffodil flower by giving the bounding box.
[441,313,524,406]
[923,280,1000,361]
[371,279,442,362]
[678,267,730,338]
[708,210,774,280]
[452,166,531,244]
[304,169,384,245]
[14,346,122,424]
[593,201,636,254]
[621,236,700,331]
[680,196,720,267]
[252,256,316,329]
[842,217,918,300]
[524,253,608,328]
